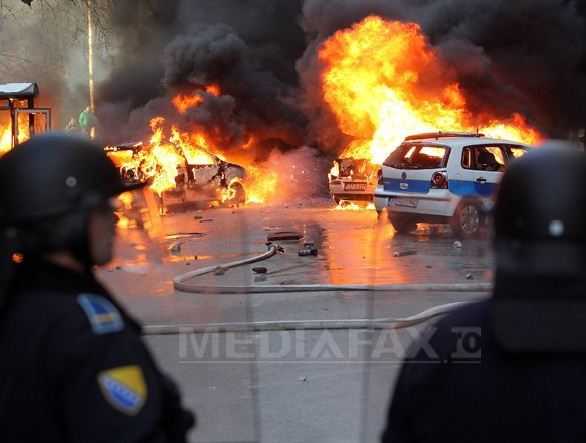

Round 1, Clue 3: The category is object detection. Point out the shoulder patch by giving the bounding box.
[77,294,124,335]
[98,365,147,415]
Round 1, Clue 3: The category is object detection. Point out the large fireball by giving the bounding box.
[319,16,541,164]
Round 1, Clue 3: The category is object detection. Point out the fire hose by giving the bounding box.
[173,245,492,294]
[142,301,476,335]
[144,245,489,336]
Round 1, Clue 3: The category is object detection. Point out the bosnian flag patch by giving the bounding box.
[98,365,148,415]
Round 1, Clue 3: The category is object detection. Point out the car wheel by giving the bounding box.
[333,196,341,205]
[451,202,482,238]
[388,212,417,234]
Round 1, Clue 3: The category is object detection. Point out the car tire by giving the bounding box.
[333,196,341,205]
[451,201,482,238]
[388,212,417,234]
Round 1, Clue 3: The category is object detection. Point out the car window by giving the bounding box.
[384,144,449,170]
[505,145,528,160]
[462,145,506,172]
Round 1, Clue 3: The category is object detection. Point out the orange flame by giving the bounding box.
[319,16,541,165]
[205,84,221,96]
[0,125,12,157]
[110,83,285,205]
[172,84,222,115]
[172,94,204,114]
[0,117,33,157]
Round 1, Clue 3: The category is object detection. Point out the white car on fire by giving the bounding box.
[374,132,530,236]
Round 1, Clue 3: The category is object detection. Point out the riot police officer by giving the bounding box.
[0,134,195,442]
[382,143,586,442]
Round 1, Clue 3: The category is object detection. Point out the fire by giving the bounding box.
[172,84,222,115]
[205,84,221,97]
[241,166,278,204]
[148,118,187,195]
[0,125,11,157]
[334,202,375,211]
[170,127,216,165]
[172,94,203,114]
[110,82,284,206]
[0,118,32,157]
[319,16,541,165]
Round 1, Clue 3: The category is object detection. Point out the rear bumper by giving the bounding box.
[329,182,375,202]
[331,193,373,202]
[374,187,458,218]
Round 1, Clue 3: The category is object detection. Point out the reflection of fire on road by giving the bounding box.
[321,16,542,207]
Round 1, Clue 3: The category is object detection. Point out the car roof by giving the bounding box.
[404,136,530,148]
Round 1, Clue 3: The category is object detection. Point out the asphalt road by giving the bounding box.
[97,197,491,442]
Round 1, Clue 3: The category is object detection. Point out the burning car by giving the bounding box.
[328,158,379,204]
[105,141,247,212]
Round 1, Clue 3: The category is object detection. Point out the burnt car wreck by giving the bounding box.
[105,142,247,213]
[328,158,379,204]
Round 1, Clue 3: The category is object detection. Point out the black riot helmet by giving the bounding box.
[491,142,586,352]
[493,143,586,275]
[0,133,142,273]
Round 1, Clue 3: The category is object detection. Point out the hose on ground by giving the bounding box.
[173,245,491,294]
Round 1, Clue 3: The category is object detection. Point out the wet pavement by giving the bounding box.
[102,196,493,296]
[99,196,492,442]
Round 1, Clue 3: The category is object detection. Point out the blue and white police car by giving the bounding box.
[374,132,530,237]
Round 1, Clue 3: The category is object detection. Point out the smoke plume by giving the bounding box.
[97,0,586,157]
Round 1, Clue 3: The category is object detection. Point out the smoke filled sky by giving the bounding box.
[97,0,586,154]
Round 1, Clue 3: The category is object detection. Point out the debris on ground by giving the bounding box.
[267,231,303,242]
[393,250,417,258]
[252,267,268,274]
[165,232,205,240]
[453,241,463,249]
[169,242,183,255]
[466,273,474,280]
[200,219,214,223]
[193,215,203,220]
[298,376,308,382]
[298,242,318,257]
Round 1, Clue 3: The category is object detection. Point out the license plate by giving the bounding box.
[391,198,418,208]
[344,182,367,191]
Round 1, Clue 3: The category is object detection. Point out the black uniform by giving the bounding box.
[382,282,586,443]
[0,260,195,442]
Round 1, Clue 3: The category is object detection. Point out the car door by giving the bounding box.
[450,145,506,199]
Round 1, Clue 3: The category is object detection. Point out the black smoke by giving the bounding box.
[97,0,307,159]
[299,0,586,145]
[98,0,586,155]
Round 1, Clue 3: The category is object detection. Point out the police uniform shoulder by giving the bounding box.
[75,293,125,335]
[37,291,125,337]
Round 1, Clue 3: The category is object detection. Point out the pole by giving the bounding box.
[87,0,96,139]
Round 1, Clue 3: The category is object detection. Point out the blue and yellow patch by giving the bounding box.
[77,294,124,335]
[98,365,148,415]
